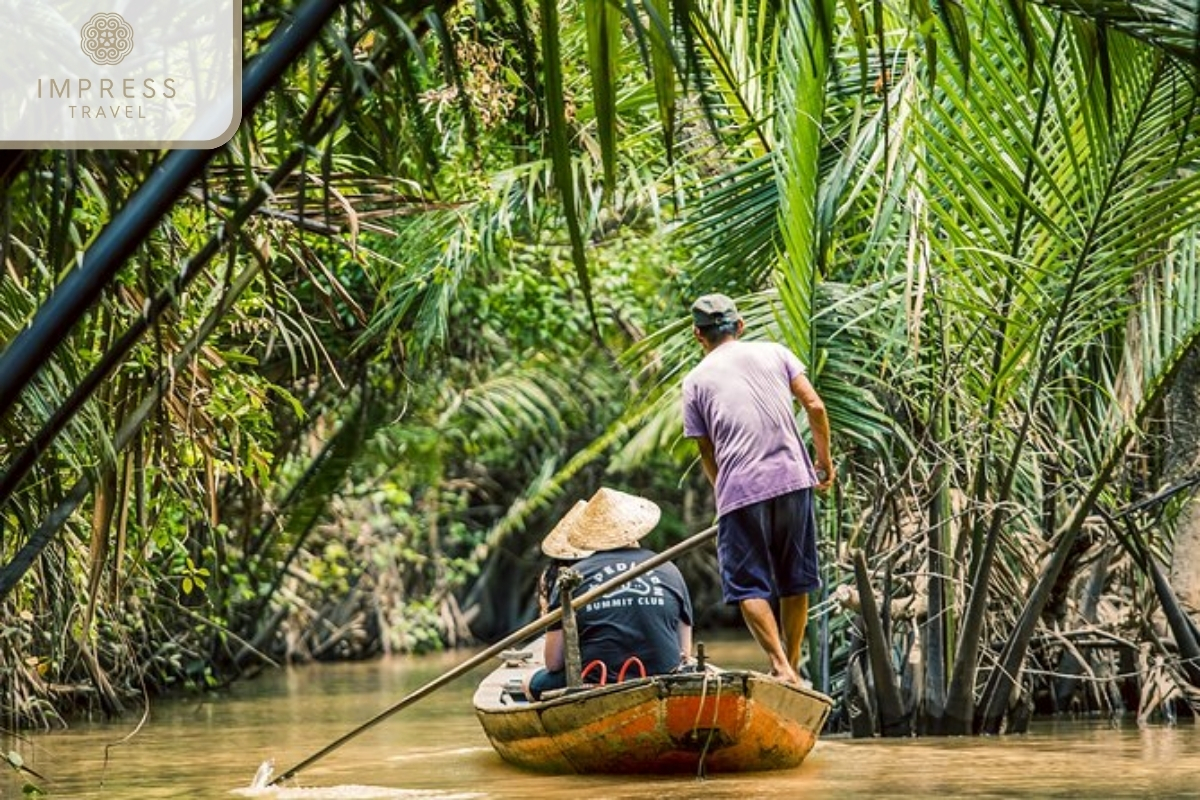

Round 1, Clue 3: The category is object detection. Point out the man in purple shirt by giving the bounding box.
[682,293,834,685]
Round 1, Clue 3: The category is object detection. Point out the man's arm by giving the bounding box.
[696,436,718,487]
[790,373,834,490]
[542,629,565,672]
[678,622,693,660]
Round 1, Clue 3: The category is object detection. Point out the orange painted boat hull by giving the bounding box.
[474,659,832,774]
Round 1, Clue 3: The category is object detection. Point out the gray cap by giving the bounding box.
[691,293,741,327]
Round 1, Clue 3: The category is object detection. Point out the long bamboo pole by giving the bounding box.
[269,523,718,786]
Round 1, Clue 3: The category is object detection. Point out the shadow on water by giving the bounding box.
[1,639,1197,799]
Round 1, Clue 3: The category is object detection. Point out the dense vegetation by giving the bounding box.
[3,0,1200,758]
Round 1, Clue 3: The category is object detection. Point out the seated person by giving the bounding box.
[525,486,693,700]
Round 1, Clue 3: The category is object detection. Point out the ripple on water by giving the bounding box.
[233,758,486,800]
[386,746,492,762]
[232,787,486,800]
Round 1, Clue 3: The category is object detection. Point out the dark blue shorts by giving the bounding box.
[527,667,566,700]
[717,488,820,604]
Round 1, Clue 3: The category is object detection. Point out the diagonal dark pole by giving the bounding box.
[0,0,346,424]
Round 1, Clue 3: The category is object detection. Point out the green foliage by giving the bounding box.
[4,0,1200,738]
[180,557,211,597]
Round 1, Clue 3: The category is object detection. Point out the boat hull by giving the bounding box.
[474,660,832,774]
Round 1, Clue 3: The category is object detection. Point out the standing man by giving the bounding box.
[682,293,833,686]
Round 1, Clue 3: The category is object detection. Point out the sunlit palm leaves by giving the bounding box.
[834,3,1200,731]
[634,0,1200,734]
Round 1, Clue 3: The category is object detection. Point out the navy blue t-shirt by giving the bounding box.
[548,548,693,677]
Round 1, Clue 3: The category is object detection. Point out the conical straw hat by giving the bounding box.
[541,500,594,560]
[566,487,661,552]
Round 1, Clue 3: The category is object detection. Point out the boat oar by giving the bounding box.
[268,522,718,786]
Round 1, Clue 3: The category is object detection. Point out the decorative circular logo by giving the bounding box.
[80,13,134,66]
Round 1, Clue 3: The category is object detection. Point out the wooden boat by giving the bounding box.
[473,643,833,774]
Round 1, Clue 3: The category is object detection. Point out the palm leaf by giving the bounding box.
[642,0,680,158]
[1032,0,1200,67]
[774,0,836,363]
[584,0,624,189]
[538,0,602,341]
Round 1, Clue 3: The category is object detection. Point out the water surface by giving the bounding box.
[2,640,1196,799]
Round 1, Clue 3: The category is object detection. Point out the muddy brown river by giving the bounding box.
[2,639,1196,798]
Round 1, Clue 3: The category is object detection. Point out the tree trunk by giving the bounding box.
[852,549,909,736]
[1167,344,1200,613]
[1052,548,1111,711]
[921,463,949,733]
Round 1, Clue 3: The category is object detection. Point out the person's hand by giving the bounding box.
[673,655,701,674]
[815,461,836,491]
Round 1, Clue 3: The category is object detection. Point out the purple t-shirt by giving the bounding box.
[682,340,817,515]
